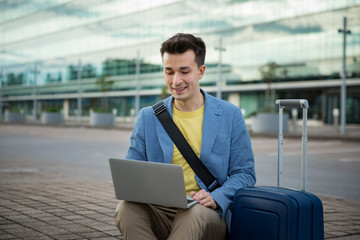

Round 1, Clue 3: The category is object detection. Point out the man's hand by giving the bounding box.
[190,189,218,210]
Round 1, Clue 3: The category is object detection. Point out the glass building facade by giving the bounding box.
[1,0,359,123]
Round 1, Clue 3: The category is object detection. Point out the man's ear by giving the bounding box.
[198,65,206,79]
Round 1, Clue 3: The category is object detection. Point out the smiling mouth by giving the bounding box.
[172,86,187,92]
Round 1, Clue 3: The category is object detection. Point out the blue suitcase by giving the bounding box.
[230,99,324,240]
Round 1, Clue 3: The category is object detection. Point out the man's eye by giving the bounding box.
[182,71,189,74]
[166,71,174,75]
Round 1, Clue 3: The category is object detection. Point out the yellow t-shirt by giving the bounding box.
[172,104,203,195]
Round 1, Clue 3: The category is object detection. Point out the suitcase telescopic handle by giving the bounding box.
[275,99,309,109]
[276,99,308,192]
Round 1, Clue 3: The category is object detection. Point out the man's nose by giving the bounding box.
[173,72,182,85]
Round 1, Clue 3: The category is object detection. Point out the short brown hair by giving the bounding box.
[160,33,206,67]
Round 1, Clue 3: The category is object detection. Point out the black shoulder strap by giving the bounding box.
[152,101,220,192]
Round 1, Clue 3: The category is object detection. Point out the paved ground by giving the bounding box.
[1,122,360,239]
[0,181,121,239]
[1,181,360,240]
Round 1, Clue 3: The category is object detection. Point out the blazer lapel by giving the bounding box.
[200,92,223,162]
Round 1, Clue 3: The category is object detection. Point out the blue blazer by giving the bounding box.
[126,89,256,226]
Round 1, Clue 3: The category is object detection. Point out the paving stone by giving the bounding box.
[91,223,118,231]
[92,237,121,240]
[327,231,351,237]
[22,221,52,229]
[62,215,87,220]
[0,232,17,239]
[66,226,96,233]
[20,236,53,240]
[0,219,16,225]
[79,231,113,238]
[32,226,70,235]
[104,229,122,236]
[1,235,18,239]
[11,229,45,238]
[0,223,22,229]
[51,233,83,239]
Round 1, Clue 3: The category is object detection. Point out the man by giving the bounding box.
[115,33,256,240]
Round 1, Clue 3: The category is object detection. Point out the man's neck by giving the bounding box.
[173,92,205,112]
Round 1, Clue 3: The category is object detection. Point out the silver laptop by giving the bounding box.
[109,158,198,209]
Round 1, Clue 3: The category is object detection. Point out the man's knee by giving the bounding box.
[115,201,128,230]
[193,206,226,240]
[169,205,225,240]
[179,205,224,230]
[115,201,170,240]
[185,204,221,223]
[115,201,146,230]
[115,200,132,216]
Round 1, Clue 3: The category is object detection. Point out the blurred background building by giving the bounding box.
[0,0,359,124]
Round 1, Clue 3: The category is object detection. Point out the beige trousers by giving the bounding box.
[115,201,226,240]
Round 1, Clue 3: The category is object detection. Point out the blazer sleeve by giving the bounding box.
[210,107,256,216]
[126,109,147,161]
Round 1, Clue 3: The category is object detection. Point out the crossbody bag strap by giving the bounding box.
[152,101,220,192]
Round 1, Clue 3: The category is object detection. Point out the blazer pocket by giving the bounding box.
[211,140,230,157]
[209,140,230,177]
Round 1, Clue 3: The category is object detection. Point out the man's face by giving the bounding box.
[162,50,205,104]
